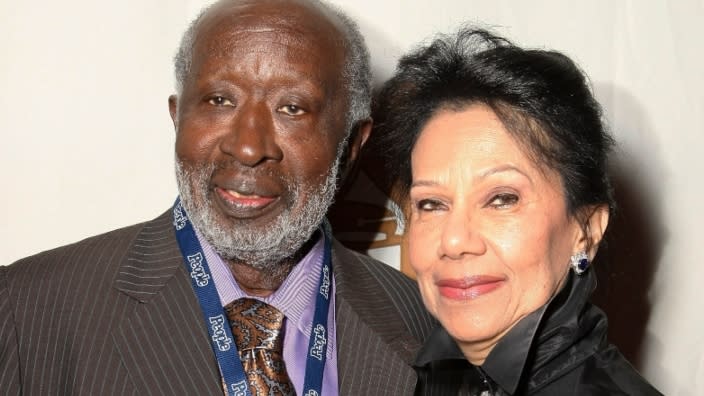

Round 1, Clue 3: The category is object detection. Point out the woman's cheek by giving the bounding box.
[408,218,439,273]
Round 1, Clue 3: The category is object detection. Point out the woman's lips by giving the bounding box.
[436,275,505,300]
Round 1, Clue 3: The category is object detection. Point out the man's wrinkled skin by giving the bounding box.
[169,0,371,296]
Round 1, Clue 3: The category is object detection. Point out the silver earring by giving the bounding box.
[570,251,589,275]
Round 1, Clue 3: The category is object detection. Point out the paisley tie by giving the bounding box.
[225,298,296,396]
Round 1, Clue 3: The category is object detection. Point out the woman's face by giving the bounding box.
[409,105,582,363]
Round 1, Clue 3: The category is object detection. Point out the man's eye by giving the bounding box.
[208,96,234,106]
[278,104,306,116]
[487,193,519,209]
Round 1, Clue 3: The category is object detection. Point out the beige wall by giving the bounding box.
[2,1,702,394]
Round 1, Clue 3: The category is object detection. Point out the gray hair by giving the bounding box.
[173,0,372,134]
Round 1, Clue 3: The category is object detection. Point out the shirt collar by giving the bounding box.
[413,305,546,395]
[481,302,548,394]
[196,228,326,336]
[414,325,466,366]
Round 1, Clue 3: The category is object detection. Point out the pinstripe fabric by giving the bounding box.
[1,210,436,395]
[333,241,436,395]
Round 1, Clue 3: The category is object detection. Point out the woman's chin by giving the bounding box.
[434,305,519,363]
[443,316,503,346]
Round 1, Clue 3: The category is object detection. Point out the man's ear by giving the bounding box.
[347,118,372,166]
[574,204,610,259]
[338,118,372,180]
[168,95,179,131]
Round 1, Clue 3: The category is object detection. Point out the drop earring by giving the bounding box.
[570,251,589,275]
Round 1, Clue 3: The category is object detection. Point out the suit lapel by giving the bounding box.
[111,211,222,395]
[110,214,421,394]
[333,241,420,395]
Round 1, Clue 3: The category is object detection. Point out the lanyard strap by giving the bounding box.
[172,198,332,396]
[303,218,332,396]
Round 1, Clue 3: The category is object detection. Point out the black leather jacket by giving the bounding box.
[414,271,662,395]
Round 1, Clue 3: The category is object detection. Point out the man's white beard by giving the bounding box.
[175,156,340,271]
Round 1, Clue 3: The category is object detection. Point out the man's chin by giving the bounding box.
[198,215,301,259]
[207,218,294,247]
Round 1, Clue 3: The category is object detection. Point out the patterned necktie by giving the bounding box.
[224,298,296,396]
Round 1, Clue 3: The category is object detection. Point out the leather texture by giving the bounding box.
[414,271,662,396]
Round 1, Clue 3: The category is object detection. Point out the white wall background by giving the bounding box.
[1,1,702,394]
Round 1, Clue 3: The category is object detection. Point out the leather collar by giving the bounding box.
[414,271,601,394]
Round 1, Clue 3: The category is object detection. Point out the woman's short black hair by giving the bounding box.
[371,27,615,220]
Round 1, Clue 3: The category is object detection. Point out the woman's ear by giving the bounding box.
[575,204,610,259]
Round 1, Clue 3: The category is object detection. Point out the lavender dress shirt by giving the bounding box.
[197,231,338,396]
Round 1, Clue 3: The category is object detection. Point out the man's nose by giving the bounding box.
[220,102,283,167]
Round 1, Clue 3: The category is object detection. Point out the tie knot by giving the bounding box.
[225,298,285,353]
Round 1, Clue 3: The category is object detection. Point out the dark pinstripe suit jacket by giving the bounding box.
[0,210,435,395]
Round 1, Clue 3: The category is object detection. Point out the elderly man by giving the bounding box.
[0,0,435,395]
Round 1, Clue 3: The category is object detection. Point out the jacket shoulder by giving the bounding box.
[4,211,172,288]
[8,222,141,272]
[332,240,436,342]
[337,242,416,288]
[536,345,662,396]
[332,240,418,301]
[583,345,662,395]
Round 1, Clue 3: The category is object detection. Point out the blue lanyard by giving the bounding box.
[172,198,332,396]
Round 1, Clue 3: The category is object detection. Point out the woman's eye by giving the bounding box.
[208,96,234,106]
[416,199,444,212]
[278,104,306,116]
[487,193,519,209]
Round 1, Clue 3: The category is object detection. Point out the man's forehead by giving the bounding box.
[191,1,346,59]
[199,0,343,41]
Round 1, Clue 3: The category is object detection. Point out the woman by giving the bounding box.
[371,29,661,395]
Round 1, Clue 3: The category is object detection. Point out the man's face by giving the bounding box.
[170,1,350,269]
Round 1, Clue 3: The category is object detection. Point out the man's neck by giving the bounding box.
[225,261,292,297]
[226,234,320,297]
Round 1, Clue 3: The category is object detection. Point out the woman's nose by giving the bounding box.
[438,209,487,260]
